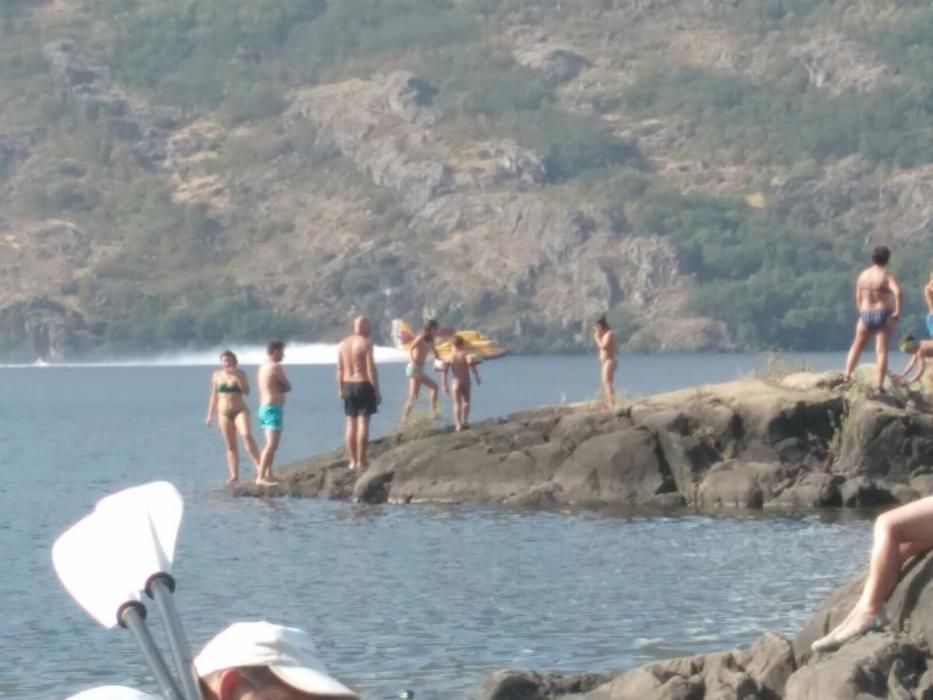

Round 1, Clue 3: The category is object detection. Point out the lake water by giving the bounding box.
[0,351,882,699]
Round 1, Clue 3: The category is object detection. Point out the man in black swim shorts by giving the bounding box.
[337,317,381,471]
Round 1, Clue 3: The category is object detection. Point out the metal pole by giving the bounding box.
[147,574,203,700]
[119,602,184,700]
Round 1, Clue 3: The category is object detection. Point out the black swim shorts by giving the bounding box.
[344,382,378,417]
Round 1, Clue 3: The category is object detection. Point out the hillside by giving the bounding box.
[3,0,933,360]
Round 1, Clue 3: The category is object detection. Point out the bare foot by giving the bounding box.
[225,477,238,486]
[811,609,887,653]
[255,477,280,487]
[348,462,358,472]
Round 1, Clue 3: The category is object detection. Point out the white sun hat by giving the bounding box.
[194,621,357,698]
[65,686,161,699]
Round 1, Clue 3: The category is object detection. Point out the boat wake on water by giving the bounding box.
[1,342,407,368]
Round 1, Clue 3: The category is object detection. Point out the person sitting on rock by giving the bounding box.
[811,499,933,653]
[890,335,933,386]
[843,245,903,396]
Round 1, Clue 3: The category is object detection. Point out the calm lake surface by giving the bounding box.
[0,352,883,699]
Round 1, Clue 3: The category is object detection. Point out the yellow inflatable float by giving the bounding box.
[391,319,508,362]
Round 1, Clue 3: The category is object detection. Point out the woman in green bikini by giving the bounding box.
[205,350,261,484]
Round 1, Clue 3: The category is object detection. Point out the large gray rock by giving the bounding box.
[245,375,933,512]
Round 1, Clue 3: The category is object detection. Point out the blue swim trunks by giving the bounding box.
[258,404,283,432]
[859,308,892,332]
[927,313,933,338]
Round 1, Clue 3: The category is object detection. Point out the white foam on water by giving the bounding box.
[1,342,408,367]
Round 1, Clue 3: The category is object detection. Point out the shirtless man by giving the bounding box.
[594,315,617,409]
[337,316,381,471]
[402,319,440,420]
[256,340,291,485]
[843,246,903,395]
[442,335,481,431]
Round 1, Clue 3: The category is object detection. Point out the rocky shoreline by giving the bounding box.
[236,370,933,698]
[475,543,933,699]
[236,370,933,511]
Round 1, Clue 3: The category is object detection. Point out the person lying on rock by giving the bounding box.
[890,335,933,386]
[811,499,933,653]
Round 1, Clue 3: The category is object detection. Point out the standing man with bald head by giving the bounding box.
[337,316,381,471]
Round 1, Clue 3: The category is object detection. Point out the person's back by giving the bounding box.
[857,266,894,311]
[448,349,472,383]
[339,334,373,383]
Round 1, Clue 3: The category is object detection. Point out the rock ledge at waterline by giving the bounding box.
[235,371,933,510]
[475,535,933,700]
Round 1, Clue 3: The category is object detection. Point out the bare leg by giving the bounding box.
[356,415,371,469]
[258,430,281,484]
[844,321,871,380]
[875,321,894,391]
[602,360,617,409]
[461,384,472,428]
[403,378,421,419]
[235,411,261,469]
[452,387,463,430]
[814,497,933,651]
[219,417,239,484]
[345,417,358,470]
[422,375,440,415]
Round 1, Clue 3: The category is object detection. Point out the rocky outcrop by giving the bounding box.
[240,372,933,510]
[43,41,182,167]
[0,297,100,361]
[286,71,722,349]
[474,543,933,700]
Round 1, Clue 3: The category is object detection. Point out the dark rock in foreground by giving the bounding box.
[475,546,933,700]
[236,371,933,512]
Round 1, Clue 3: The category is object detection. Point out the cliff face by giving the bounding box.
[2,1,932,358]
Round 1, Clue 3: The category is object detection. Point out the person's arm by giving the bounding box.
[205,374,217,426]
[854,279,861,311]
[890,275,903,319]
[238,369,251,396]
[893,353,919,382]
[367,342,381,404]
[278,366,292,393]
[471,362,481,385]
[337,345,345,399]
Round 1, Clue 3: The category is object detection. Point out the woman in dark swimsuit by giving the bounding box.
[205,350,261,484]
[843,246,903,395]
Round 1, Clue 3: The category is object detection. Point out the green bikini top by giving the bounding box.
[216,380,242,394]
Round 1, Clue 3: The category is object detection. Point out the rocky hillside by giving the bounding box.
[4,0,933,360]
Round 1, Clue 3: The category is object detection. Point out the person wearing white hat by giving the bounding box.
[66,686,161,700]
[195,621,358,699]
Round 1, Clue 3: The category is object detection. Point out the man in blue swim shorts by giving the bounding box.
[256,340,291,486]
[843,246,902,396]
